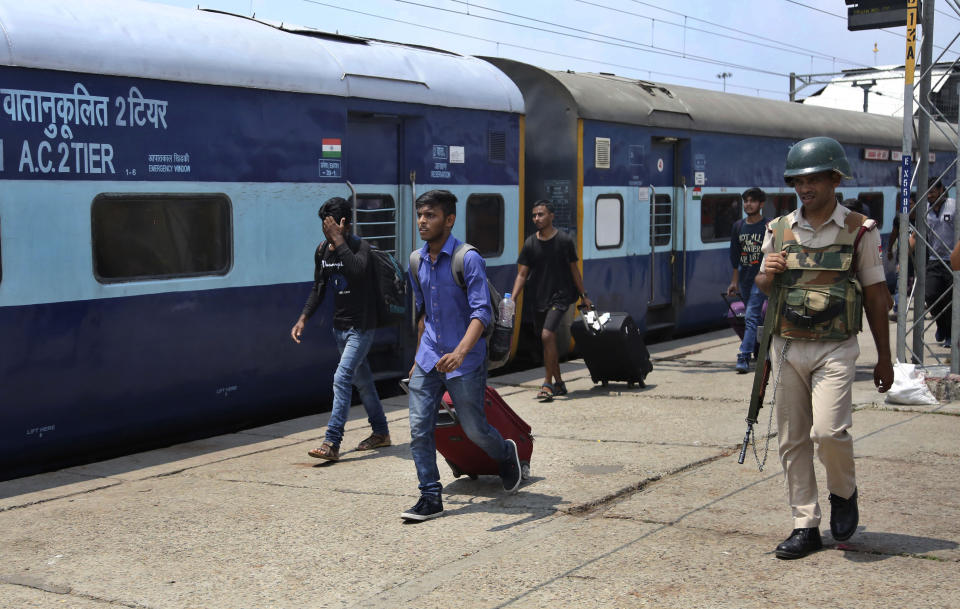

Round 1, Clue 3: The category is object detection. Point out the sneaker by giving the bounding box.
[307,441,339,461]
[736,353,750,374]
[499,439,522,493]
[401,495,443,521]
[357,433,391,451]
[942,340,953,350]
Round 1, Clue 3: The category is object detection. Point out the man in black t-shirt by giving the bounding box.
[290,197,390,462]
[727,187,768,373]
[511,200,592,402]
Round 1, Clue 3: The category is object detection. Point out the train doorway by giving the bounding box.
[345,115,407,379]
[646,138,685,336]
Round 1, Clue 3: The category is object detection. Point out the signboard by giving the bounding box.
[900,154,912,214]
[846,0,921,31]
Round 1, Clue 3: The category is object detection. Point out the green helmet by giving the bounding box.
[783,136,852,184]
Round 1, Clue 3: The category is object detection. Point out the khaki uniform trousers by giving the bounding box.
[771,334,859,529]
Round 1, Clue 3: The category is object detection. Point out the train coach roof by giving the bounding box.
[0,0,523,114]
[488,58,952,150]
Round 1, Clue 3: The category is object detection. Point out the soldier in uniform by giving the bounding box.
[755,137,894,559]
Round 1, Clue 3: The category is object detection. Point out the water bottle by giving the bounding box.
[490,293,514,361]
[498,293,515,328]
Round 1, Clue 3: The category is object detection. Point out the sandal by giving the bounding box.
[536,383,554,403]
[307,441,339,461]
[554,380,568,396]
[357,433,391,451]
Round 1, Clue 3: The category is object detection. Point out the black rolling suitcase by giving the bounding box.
[571,308,652,387]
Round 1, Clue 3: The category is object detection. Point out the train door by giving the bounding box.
[648,139,678,309]
[346,115,406,378]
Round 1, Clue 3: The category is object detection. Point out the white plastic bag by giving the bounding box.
[885,361,939,405]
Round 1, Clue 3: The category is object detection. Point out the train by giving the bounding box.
[0,0,954,480]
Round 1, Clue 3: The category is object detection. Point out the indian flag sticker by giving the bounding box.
[322,138,342,158]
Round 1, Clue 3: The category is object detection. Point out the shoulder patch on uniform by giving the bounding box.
[863,218,877,231]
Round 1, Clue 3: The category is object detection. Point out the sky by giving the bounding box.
[145,0,960,102]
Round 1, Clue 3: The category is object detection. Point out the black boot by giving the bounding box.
[829,488,859,541]
[775,527,822,559]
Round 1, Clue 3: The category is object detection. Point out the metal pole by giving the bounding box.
[789,72,796,102]
[913,0,935,362]
[952,81,960,373]
[898,0,921,363]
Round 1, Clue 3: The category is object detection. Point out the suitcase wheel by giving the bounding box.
[445,458,478,480]
[521,461,531,480]
[445,459,463,478]
[601,380,609,387]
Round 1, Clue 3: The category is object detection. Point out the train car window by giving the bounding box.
[466,194,504,257]
[856,192,884,225]
[91,193,232,283]
[595,138,611,169]
[764,194,798,220]
[700,194,741,243]
[355,194,397,254]
[595,195,623,249]
[652,194,672,246]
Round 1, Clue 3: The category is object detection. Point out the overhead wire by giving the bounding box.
[392,0,788,77]
[782,0,960,57]
[618,0,870,67]
[300,0,787,95]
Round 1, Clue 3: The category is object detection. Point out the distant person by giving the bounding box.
[402,189,522,522]
[887,199,916,319]
[756,137,892,560]
[910,179,956,348]
[510,200,592,401]
[727,188,768,373]
[290,197,391,462]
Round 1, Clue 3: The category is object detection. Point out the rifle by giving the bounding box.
[737,282,780,464]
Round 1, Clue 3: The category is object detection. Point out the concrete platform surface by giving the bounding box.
[1,322,958,609]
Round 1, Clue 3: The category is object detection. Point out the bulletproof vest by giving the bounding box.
[772,211,873,341]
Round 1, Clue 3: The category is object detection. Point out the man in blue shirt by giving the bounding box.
[402,190,522,522]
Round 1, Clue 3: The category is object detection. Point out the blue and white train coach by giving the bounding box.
[489,58,955,344]
[0,0,523,480]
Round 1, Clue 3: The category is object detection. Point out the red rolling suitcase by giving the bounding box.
[435,386,533,480]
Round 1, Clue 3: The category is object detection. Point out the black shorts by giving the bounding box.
[534,305,568,335]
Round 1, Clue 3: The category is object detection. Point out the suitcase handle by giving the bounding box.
[437,395,459,426]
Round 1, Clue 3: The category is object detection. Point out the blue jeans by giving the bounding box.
[740,283,767,356]
[324,327,389,447]
[408,364,508,498]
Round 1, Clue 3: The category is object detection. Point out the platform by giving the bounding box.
[1,321,958,608]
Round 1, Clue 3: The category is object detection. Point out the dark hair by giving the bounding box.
[415,189,457,217]
[842,198,868,216]
[742,187,766,203]
[929,179,944,190]
[531,199,555,214]
[318,196,352,225]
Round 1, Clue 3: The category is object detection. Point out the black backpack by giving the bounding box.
[370,247,407,327]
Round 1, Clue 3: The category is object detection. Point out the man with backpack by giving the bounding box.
[290,196,391,462]
[402,189,522,522]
